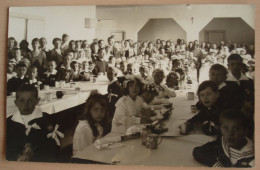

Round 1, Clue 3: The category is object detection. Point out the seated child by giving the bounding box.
[80,61,92,81]
[105,67,123,125]
[126,63,134,76]
[208,64,242,109]
[137,65,153,84]
[27,65,42,89]
[226,54,254,104]
[111,77,143,133]
[92,48,108,75]
[73,94,110,156]
[6,84,61,162]
[56,51,74,83]
[165,71,180,90]
[179,81,224,136]
[7,62,17,82]
[41,60,57,87]
[70,60,83,81]
[108,55,116,67]
[193,109,254,167]
[7,63,29,95]
[152,69,176,99]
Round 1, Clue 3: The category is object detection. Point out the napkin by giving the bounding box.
[94,136,121,149]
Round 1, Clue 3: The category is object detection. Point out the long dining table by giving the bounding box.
[72,90,215,167]
[6,76,109,118]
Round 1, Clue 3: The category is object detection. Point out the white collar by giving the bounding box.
[11,108,43,127]
[226,71,249,84]
[109,78,118,85]
[29,78,38,84]
[60,65,71,70]
[222,137,254,159]
[44,69,57,75]
[218,82,226,90]
[15,75,25,79]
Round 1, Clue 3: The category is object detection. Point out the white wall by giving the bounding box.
[9,6,96,49]
[96,4,255,42]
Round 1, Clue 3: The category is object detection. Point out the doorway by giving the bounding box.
[204,30,226,44]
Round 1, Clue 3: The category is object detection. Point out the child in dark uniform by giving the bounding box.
[41,60,57,87]
[27,65,42,89]
[198,64,242,110]
[179,81,224,136]
[193,109,254,167]
[56,51,74,83]
[7,63,29,95]
[92,48,108,75]
[105,67,123,129]
[6,84,62,162]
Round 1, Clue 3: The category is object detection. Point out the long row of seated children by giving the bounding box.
[7,39,254,165]
[72,53,254,166]
[7,35,255,84]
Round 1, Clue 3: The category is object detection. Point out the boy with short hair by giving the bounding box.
[6,84,62,162]
[226,54,254,103]
[193,109,254,167]
[105,67,123,125]
[206,64,242,109]
[92,48,108,75]
[179,81,223,136]
[41,60,57,87]
[7,63,29,95]
[56,51,74,83]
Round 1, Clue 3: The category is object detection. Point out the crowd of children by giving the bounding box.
[6,35,255,166]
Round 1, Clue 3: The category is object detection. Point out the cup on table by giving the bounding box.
[186,92,195,100]
[146,133,162,149]
[56,91,66,99]
[93,77,96,83]
[59,81,65,88]
[191,105,198,113]
[44,85,50,91]
[142,128,151,145]
[75,87,81,94]
[11,92,16,97]
[55,81,60,88]
[45,92,52,101]
[70,82,76,88]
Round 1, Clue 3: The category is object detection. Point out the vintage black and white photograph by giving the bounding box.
[6,4,255,167]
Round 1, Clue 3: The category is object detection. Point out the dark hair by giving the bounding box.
[40,37,47,44]
[98,48,105,54]
[19,40,29,47]
[98,39,104,44]
[220,108,249,129]
[209,64,228,75]
[197,80,219,95]
[16,62,27,69]
[124,77,143,96]
[70,61,78,70]
[107,36,114,42]
[62,34,69,40]
[227,54,243,63]
[16,84,38,99]
[64,49,74,57]
[32,38,40,44]
[52,38,61,45]
[79,94,109,137]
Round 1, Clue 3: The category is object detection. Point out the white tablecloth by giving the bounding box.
[73,90,215,166]
[6,79,109,117]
